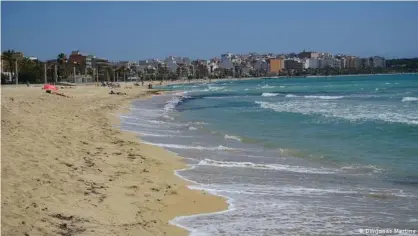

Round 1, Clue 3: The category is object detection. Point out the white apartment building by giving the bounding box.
[340,58,347,69]
[304,58,320,69]
[318,58,341,69]
[164,56,178,73]
[254,59,269,71]
[319,52,333,58]
[332,58,342,69]
[219,53,234,70]
[208,61,219,73]
[175,57,191,65]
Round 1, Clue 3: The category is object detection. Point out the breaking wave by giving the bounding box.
[262,92,280,97]
[198,159,336,174]
[285,94,344,100]
[402,97,418,102]
[255,101,418,125]
[224,134,242,142]
[164,94,192,112]
[141,142,235,151]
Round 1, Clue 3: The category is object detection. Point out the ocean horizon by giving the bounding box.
[121,74,418,236]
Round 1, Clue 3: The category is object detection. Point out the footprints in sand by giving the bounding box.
[82,156,95,168]
[82,181,108,203]
[50,213,87,236]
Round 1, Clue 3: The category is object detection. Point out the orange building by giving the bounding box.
[268,59,284,73]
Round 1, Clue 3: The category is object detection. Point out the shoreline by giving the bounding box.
[118,90,234,232]
[1,85,227,236]
[2,72,416,89]
[152,72,418,88]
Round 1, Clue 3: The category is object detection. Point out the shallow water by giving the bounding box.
[121,74,418,235]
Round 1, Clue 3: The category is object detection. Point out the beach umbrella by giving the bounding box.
[42,84,58,91]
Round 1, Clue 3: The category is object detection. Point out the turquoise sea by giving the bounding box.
[121,74,418,235]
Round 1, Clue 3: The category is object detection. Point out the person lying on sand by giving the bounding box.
[109,90,127,95]
[45,90,71,98]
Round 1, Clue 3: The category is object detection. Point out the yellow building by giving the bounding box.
[268,59,285,73]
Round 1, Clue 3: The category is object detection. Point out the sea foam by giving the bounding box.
[198,159,335,174]
[164,95,191,112]
[141,142,235,151]
[255,101,418,125]
[402,97,418,102]
[261,85,275,89]
[285,94,344,100]
[261,92,280,97]
[224,134,242,142]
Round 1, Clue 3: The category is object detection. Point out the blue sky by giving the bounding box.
[2,2,418,60]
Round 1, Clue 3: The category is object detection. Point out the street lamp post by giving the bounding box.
[44,63,47,84]
[54,64,58,84]
[73,62,76,83]
[15,60,19,85]
[92,68,95,84]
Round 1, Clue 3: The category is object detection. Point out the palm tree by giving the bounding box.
[107,67,114,82]
[130,64,137,81]
[115,65,129,82]
[114,66,120,82]
[56,53,67,81]
[125,66,131,82]
[176,66,183,79]
[2,50,16,73]
[157,63,168,84]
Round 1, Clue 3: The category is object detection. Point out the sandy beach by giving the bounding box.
[1,84,227,236]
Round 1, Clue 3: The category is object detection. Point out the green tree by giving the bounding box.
[18,58,43,84]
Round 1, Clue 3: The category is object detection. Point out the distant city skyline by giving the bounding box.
[2,1,418,61]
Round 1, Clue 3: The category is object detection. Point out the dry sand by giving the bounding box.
[1,84,227,236]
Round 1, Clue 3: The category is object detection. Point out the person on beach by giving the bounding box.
[109,90,127,95]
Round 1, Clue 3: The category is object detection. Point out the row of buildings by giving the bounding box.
[214,51,386,76]
[132,51,387,78]
[2,50,387,83]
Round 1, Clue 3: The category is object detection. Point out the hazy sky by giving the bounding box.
[2,1,418,60]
